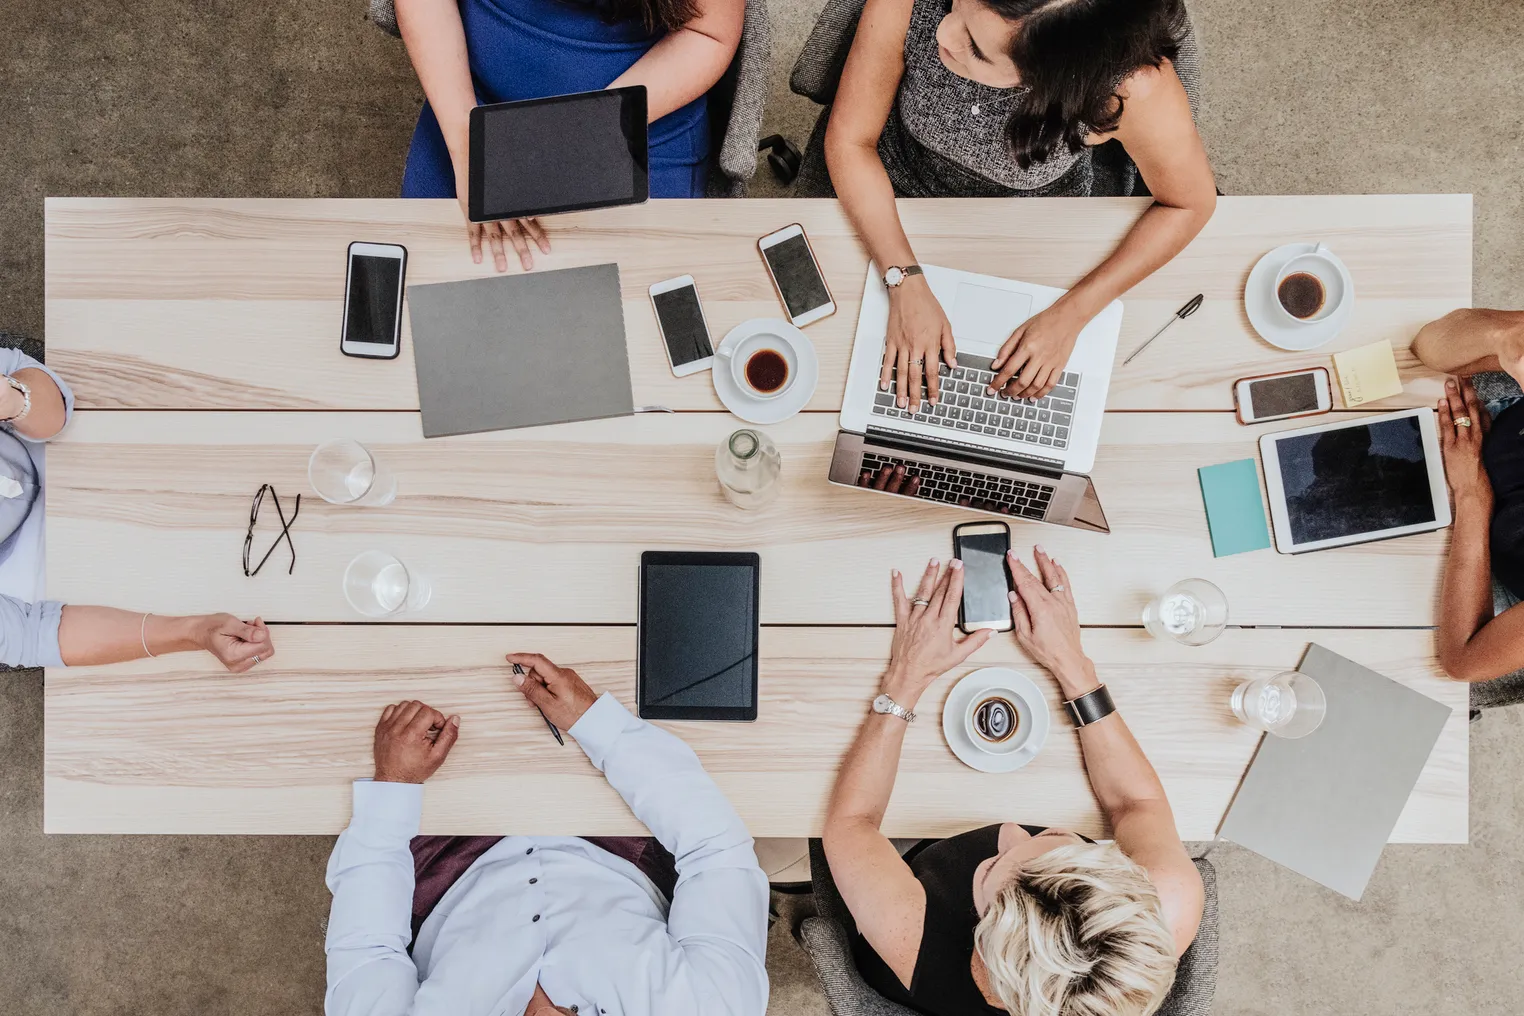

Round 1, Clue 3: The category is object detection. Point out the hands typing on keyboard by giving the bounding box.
[872,357,1081,452]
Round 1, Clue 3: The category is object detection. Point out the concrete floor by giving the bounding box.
[3,1,1522,1013]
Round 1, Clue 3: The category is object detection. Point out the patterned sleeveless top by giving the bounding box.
[877,0,1201,198]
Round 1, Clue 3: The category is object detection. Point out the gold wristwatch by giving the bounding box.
[883,265,923,288]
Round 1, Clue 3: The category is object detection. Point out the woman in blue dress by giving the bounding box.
[397,0,743,271]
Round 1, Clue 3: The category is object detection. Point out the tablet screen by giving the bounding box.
[639,553,759,721]
[1275,415,1436,544]
[470,88,648,222]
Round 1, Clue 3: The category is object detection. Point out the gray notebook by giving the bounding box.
[408,263,634,438]
[1218,644,1451,900]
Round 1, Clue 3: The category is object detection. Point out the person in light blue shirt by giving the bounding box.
[324,652,769,1016]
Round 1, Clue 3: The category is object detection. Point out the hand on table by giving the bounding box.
[883,277,956,413]
[882,558,992,709]
[197,614,273,673]
[506,653,599,731]
[989,302,1088,400]
[373,700,461,783]
[1006,546,1096,696]
[1437,377,1493,513]
[454,166,550,272]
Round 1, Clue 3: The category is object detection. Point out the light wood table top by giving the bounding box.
[44,196,1471,838]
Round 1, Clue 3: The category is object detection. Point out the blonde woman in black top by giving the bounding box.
[823,551,1203,1016]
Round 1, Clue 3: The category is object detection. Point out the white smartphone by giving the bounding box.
[340,241,408,360]
[1234,367,1332,424]
[649,274,715,377]
[758,223,836,327]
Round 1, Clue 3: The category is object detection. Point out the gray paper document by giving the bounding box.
[1218,643,1451,900]
[408,263,634,438]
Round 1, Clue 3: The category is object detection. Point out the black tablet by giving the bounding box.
[468,86,649,223]
[638,551,760,722]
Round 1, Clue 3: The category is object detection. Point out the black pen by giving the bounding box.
[513,663,564,745]
[1123,293,1204,365]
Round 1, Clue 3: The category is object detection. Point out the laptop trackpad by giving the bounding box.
[950,283,1033,348]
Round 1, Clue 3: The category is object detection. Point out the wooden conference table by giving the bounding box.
[43,196,1471,839]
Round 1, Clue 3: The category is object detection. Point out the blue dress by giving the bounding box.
[402,0,710,200]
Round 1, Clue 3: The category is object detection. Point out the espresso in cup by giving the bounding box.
[1276,272,1326,320]
[745,349,790,394]
[972,695,1020,744]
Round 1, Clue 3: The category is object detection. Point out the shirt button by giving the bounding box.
[532,914,541,923]
[528,878,538,885]
[526,847,534,855]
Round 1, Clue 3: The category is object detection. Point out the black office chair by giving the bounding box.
[364,0,770,197]
[796,838,1219,1016]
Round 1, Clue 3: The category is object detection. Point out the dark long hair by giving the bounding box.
[982,0,1185,169]
[562,0,700,32]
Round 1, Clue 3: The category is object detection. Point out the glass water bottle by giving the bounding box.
[716,429,782,509]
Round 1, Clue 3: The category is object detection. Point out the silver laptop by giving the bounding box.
[828,263,1123,532]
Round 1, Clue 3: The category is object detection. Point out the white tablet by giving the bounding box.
[1259,408,1451,554]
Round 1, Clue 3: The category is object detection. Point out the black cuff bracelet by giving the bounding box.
[1064,684,1116,727]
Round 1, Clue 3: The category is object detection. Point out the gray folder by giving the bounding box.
[1217,643,1451,900]
[408,263,634,438]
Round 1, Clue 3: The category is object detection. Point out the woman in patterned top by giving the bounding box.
[821,0,1217,407]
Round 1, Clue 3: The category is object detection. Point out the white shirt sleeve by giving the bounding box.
[570,694,770,1016]
[324,779,424,1016]
[0,594,65,668]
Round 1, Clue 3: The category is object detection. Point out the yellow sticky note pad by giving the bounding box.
[1333,340,1403,408]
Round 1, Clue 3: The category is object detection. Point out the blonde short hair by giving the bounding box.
[973,841,1177,1016]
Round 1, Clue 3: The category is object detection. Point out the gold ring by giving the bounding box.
[1455,416,1473,429]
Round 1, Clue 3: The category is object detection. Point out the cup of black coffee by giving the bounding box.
[964,688,1029,755]
[721,330,798,400]
[1273,245,1345,324]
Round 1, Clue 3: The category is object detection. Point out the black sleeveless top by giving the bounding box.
[851,824,1095,1016]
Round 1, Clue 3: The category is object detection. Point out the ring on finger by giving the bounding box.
[911,597,931,607]
[1050,584,1066,594]
[909,357,924,366]
[1454,416,1473,428]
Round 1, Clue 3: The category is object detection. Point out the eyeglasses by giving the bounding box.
[243,484,301,577]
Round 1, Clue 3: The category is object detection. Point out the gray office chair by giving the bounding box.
[365,0,769,196]
[796,839,1219,1016]
[786,0,1202,199]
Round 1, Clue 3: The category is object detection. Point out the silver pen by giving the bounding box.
[512,662,564,745]
[1122,293,1204,366]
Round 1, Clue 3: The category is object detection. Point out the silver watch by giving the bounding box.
[1,375,31,423]
[883,264,923,288]
[872,693,916,723]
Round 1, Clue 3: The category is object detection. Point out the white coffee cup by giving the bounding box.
[1273,243,1345,325]
[718,330,797,400]
[963,687,1033,756]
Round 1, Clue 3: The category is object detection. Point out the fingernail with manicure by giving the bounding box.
[951,559,963,570]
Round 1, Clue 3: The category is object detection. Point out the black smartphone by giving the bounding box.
[953,521,1013,634]
[340,241,407,359]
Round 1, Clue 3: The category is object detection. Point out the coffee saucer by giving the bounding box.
[712,318,819,425]
[942,667,1051,774]
[1245,242,1355,351]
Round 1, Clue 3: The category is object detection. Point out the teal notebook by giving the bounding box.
[1198,459,1271,557]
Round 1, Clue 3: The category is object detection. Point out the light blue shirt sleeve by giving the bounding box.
[323,779,424,1016]
[0,347,73,440]
[0,594,65,668]
[571,694,770,1016]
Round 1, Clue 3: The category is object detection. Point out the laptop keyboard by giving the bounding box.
[870,365,1081,452]
[859,452,1054,520]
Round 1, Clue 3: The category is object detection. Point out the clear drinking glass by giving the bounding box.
[1232,670,1327,738]
[309,439,397,506]
[1142,578,1229,646]
[343,550,430,617]
[716,429,782,509]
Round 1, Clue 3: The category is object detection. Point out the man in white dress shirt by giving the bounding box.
[323,652,770,1016]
